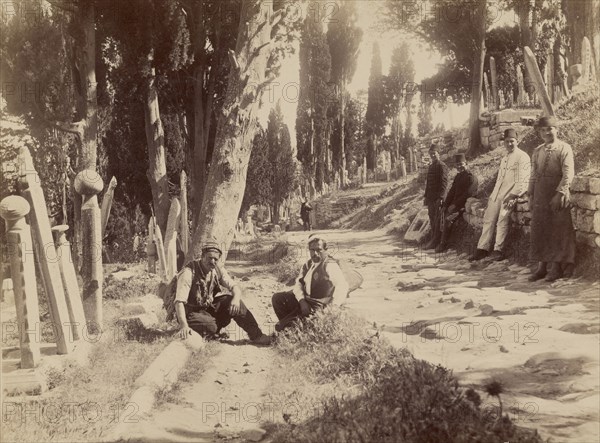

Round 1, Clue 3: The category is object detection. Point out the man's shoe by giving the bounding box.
[544,262,563,282]
[528,271,547,282]
[435,243,448,253]
[562,263,575,279]
[469,249,489,261]
[251,334,273,346]
[489,250,505,261]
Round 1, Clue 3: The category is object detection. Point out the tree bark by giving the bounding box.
[144,67,170,234]
[191,1,279,259]
[468,0,487,156]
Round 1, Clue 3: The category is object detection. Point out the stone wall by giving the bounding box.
[463,175,600,249]
[480,108,541,151]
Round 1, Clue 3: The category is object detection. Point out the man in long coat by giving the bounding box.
[423,145,449,249]
[528,116,576,282]
[470,128,531,261]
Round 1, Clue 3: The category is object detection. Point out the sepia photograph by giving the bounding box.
[1,0,599,441]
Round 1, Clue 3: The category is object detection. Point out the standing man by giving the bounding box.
[528,116,576,282]
[470,128,531,261]
[174,242,272,344]
[300,199,313,231]
[436,153,479,253]
[271,235,349,331]
[423,145,449,249]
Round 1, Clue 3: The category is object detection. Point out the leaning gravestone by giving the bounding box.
[19,146,72,354]
[405,208,431,243]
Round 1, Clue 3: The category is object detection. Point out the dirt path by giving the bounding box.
[120,229,598,443]
[285,228,599,443]
[117,266,281,443]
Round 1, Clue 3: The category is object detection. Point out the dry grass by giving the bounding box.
[2,270,170,442]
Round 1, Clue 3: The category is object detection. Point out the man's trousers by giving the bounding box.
[477,197,511,252]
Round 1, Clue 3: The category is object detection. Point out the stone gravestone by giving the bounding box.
[516,65,525,106]
[51,225,86,342]
[19,146,72,354]
[75,170,104,332]
[164,198,181,281]
[179,171,189,261]
[523,46,555,117]
[490,57,498,110]
[0,196,41,368]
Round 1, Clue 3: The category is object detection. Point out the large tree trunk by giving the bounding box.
[468,0,487,156]
[191,1,280,259]
[339,80,347,187]
[144,67,169,233]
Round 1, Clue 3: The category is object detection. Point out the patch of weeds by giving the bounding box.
[104,271,162,300]
[271,308,543,443]
[268,254,299,284]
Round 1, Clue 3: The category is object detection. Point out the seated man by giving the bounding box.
[272,235,349,331]
[174,242,271,345]
[470,128,531,261]
[436,153,479,253]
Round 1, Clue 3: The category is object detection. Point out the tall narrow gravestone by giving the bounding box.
[179,171,189,262]
[516,65,525,106]
[0,196,41,368]
[51,225,86,341]
[100,176,117,238]
[74,170,104,331]
[147,217,157,274]
[164,198,181,281]
[490,57,498,110]
[523,46,555,117]
[18,146,72,354]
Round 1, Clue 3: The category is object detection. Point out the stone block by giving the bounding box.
[571,193,600,210]
[515,200,530,212]
[594,212,600,234]
[571,176,589,192]
[575,209,595,232]
[123,303,147,316]
[589,178,600,195]
[115,313,159,341]
[575,231,600,248]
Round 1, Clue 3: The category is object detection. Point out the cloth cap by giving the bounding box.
[502,128,518,140]
[536,116,559,127]
[201,241,223,255]
[454,153,466,163]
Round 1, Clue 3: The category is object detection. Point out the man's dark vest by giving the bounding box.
[299,258,336,307]
[185,261,225,310]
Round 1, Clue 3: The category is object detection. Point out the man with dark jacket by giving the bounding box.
[436,153,479,253]
[423,145,449,249]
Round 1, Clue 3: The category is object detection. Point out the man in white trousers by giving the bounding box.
[469,128,531,261]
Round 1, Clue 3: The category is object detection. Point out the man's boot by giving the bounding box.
[435,225,450,253]
[528,262,547,282]
[469,249,489,261]
[545,262,563,282]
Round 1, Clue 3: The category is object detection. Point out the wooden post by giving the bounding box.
[74,170,104,331]
[0,196,41,368]
[51,225,86,341]
[179,171,189,262]
[523,46,556,117]
[18,146,72,354]
[490,57,498,110]
[164,198,181,281]
[100,176,117,238]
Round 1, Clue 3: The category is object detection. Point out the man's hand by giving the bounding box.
[229,295,241,316]
[447,204,456,214]
[178,326,192,340]
[549,192,568,211]
[299,298,311,317]
[503,194,517,209]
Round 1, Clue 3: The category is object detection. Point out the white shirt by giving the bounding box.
[293,260,349,305]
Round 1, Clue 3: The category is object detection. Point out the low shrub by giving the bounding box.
[272,308,542,443]
[103,270,162,300]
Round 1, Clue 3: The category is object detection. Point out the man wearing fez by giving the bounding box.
[174,242,272,345]
[528,116,576,282]
[271,235,349,331]
[423,144,450,250]
[470,128,531,261]
[436,153,479,253]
